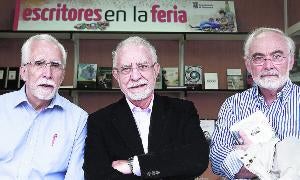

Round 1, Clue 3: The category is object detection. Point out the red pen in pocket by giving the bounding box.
[51,133,58,146]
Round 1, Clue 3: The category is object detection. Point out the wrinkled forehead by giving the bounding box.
[116,45,153,66]
[29,40,63,62]
[249,32,289,55]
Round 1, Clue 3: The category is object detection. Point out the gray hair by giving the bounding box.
[112,36,157,68]
[21,34,67,66]
[243,27,295,59]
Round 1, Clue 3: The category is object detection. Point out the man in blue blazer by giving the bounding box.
[83,36,209,180]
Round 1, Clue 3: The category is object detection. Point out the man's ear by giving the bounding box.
[19,66,27,81]
[244,58,252,75]
[59,69,65,85]
[112,69,119,81]
[289,56,295,71]
[153,63,160,78]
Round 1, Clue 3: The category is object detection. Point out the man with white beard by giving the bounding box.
[0,34,88,179]
[210,27,300,179]
[84,36,209,180]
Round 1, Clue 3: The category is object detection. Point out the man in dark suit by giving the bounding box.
[83,36,209,179]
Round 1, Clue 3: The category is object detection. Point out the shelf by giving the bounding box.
[72,32,184,40]
[185,32,248,41]
[56,87,244,94]
[0,29,248,121]
[0,30,71,39]
[0,30,248,41]
[72,31,248,41]
[186,89,244,93]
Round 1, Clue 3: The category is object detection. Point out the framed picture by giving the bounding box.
[290,58,300,85]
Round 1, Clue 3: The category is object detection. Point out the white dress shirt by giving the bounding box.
[126,96,154,176]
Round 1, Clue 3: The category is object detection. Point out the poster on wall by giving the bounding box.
[14,0,238,32]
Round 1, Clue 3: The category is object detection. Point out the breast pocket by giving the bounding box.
[33,132,72,173]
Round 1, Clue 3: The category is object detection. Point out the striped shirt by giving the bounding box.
[210,80,300,179]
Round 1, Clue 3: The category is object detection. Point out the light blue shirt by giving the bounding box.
[0,87,88,180]
[210,80,300,179]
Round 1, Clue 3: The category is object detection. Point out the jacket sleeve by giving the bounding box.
[83,113,139,180]
[138,101,209,179]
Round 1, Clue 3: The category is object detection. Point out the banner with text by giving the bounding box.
[14,0,237,32]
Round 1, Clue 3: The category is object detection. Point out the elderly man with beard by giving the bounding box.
[0,34,88,179]
[84,36,209,180]
[210,27,300,179]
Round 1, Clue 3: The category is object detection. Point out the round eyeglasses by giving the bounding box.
[114,62,156,75]
[249,52,290,66]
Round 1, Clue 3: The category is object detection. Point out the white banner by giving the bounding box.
[14,0,237,32]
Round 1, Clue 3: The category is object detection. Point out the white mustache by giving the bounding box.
[37,79,56,87]
[259,70,278,76]
[127,79,148,88]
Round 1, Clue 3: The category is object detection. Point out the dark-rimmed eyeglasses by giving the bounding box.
[24,59,64,71]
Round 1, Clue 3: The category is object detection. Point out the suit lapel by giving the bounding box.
[112,97,144,155]
[148,95,168,152]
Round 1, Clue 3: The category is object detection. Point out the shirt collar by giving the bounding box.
[126,95,154,114]
[280,79,293,102]
[13,85,29,107]
[13,85,64,110]
[47,92,64,109]
[252,79,293,103]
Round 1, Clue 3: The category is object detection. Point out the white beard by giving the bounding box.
[32,87,57,100]
[121,78,155,101]
[125,84,153,101]
[253,69,290,90]
[30,79,58,100]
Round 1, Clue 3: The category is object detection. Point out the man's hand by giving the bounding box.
[235,166,257,179]
[234,132,257,179]
[112,160,132,174]
[235,130,253,150]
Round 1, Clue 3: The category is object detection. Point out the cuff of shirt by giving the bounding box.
[221,149,244,179]
[132,156,141,176]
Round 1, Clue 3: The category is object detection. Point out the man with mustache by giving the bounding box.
[0,34,88,179]
[84,36,209,179]
[210,27,300,179]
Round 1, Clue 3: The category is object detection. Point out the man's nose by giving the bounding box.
[130,67,142,81]
[262,58,275,69]
[42,65,53,78]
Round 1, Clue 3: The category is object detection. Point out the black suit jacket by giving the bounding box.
[84,94,209,180]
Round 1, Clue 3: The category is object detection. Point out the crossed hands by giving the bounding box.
[112,160,132,174]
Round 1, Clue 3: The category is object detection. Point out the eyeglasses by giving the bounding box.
[114,62,156,75]
[249,52,290,66]
[25,60,64,71]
